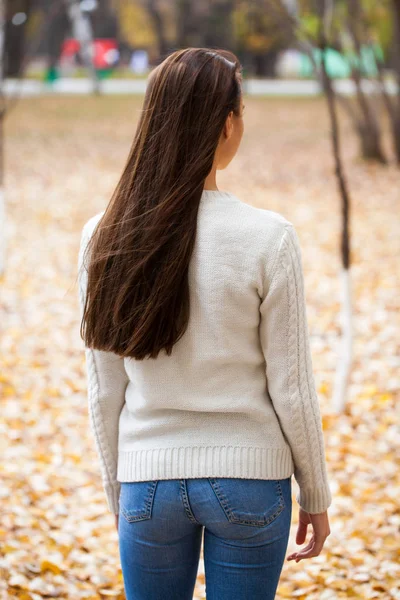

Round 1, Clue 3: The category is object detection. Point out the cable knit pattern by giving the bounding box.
[77,190,332,515]
[260,224,332,514]
[288,225,332,512]
[78,225,128,513]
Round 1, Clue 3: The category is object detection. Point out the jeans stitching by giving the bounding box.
[209,478,286,527]
[179,479,201,525]
[276,480,284,505]
[208,478,235,521]
[120,481,158,523]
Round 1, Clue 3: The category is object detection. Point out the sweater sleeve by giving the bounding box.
[77,222,129,515]
[259,223,332,514]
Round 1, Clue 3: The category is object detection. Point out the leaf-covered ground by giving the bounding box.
[1,96,399,599]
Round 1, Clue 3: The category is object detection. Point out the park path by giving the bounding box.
[4,76,398,98]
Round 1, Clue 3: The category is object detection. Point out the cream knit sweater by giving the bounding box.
[77,189,332,516]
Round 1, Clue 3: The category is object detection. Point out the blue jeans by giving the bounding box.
[118,477,292,599]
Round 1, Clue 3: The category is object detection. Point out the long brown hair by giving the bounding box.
[80,47,242,360]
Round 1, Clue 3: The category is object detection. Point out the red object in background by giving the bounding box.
[61,38,119,69]
[62,38,80,59]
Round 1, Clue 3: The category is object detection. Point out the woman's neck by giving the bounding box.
[203,169,218,191]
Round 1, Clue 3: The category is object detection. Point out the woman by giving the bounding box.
[77,47,332,600]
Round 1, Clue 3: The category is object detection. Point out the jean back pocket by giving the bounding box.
[119,481,158,523]
[208,477,286,527]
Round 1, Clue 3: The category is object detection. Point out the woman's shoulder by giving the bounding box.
[229,193,292,227]
[229,193,295,246]
[81,210,105,240]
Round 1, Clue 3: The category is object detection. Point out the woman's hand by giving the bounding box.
[287,508,331,562]
[115,514,119,531]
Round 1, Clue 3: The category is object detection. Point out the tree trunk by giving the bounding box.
[357,121,388,164]
[346,0,387,164]
[146,0,168,60]
[391,0,400,163]
[321,48,353,414]
[203,0,234,51]
[393,117,400,163]
[0,0,5,276]
[5,0,31,77]
[47,5,69,71]
[253,51,279,77]
[176,0,202,49]
[66,0,100,94]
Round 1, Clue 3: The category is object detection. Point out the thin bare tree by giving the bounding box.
[340,0,387,163]
[144,0,169,59]
[316,1,353,414]
[266,0,354,412]
[0,0,5,276]
[380,0,400,162]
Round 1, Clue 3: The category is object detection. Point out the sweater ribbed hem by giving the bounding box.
[117,445,295,482]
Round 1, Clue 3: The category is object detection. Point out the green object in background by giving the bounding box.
[44,67,60,83]
[300,45,384,79]
[300,49,346,78]
[42,66,114,82]
[97,68,114,80]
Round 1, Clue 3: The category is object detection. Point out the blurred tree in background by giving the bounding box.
[4,0,32,77]
[233,1,294,76]
[5,0,296,73]
[5,0,399,78]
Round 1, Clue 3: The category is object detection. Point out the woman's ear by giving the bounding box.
[222,111,234,141]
